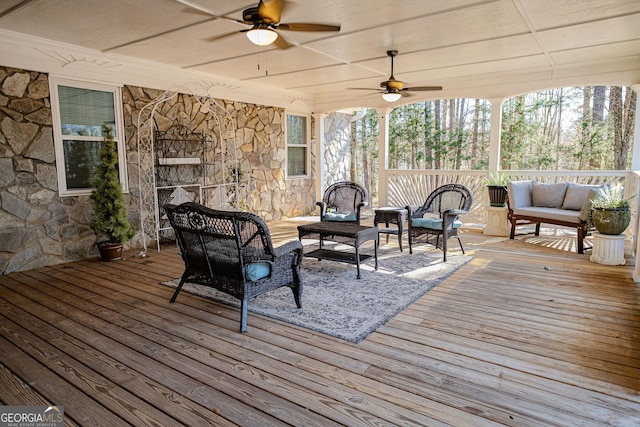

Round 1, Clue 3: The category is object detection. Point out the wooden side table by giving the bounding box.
[374,207,407,251]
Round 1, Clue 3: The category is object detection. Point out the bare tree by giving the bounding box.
[610,86,637,169]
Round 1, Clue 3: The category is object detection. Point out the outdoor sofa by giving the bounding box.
[506,180,601,254]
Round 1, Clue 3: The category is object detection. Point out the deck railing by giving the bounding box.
[381,169,638,281]
[385,170,628,212]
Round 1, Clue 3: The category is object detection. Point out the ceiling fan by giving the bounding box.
[178,0,340,49]
[351,50,443,102]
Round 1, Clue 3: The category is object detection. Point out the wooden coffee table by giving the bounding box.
[297,222,379,279]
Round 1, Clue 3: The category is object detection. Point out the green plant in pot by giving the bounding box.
[485,171,508,207]
[90,124,134,260]
[590,182,633,235]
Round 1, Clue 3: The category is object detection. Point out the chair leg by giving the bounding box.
[442,235,448,262]
[457,236,465,254]
[408,232,413,254]
[170,278,186,303]
[292,281,303,309]
[509,220,516,239]
[239,298,249,333]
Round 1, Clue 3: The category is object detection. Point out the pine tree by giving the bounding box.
[90,124,134,244]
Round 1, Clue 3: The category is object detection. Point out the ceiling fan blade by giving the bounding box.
[403,86,443,91]
[277,23,340,32]
[258,0,285,24]
[179,7,214,17]
[176,0,247,24]
[204,30,246,43]
[273,33,292,49]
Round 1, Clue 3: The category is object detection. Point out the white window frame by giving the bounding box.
[285,112,310,179]
[50,77,128,197]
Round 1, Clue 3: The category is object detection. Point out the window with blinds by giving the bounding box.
[51,78,127,196]
[286,113,309,177]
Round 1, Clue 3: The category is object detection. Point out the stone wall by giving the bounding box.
[0,67,103,273]
[0,66,319,273]
[123,86,316,222]
[323,112,352,187]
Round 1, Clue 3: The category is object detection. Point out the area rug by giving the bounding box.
[161,244,471,343]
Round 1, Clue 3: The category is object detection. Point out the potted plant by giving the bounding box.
[485,171,508,207]
[590,182,633,235]
[90,124,134,260]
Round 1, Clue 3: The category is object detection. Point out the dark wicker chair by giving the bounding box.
[164,202,303,333]
[406,183,473,261]
[317,181,368,224]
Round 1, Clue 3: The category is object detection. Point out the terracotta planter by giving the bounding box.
[487,185,507,207]
[592,207,631,235]
[97,242,123,261]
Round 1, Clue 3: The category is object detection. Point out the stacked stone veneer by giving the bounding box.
[123,86,316,223]
[0,67,143,274]
[323,112,351,187]
[0,67,326,273]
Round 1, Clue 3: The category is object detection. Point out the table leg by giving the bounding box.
[397,216,403,252]
[355,245,361,279]
[374,239,378,270]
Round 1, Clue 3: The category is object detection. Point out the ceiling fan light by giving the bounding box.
[246,28,278,46]
[382,92,402,102]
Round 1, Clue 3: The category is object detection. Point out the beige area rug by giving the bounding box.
[161,244,471,343]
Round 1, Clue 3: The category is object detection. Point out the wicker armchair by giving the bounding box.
[164,202,303,333]
[406,184,473,262]
[317,181,368,224]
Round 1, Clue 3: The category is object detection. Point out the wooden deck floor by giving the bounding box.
[0,220,639,426]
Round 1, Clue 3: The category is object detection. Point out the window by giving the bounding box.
[50,77,127,196]
[286,113,309,177]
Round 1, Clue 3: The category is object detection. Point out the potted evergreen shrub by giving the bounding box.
[590,182,633,235]
[90,124,134,260]
[485,171,508,207]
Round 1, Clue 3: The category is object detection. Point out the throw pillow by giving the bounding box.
[531,181,568,208]
[245,262,271,281]
[507,180,533,208]
[562,183,601,210]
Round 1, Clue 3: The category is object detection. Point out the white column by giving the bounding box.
[488,97,505,174]
[312,113,326,203]
[630,85,640,171]
[630,85,640,282]
[376,107,392,207]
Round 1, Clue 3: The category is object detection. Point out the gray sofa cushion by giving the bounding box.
[513,207,583,224]
[531,181,568,208]
[562,183,601,210]
[507,180,533,208]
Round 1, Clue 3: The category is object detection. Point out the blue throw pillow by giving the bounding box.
[245,262,271,281]
[412,217,462,230]
[324,211,357,221]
